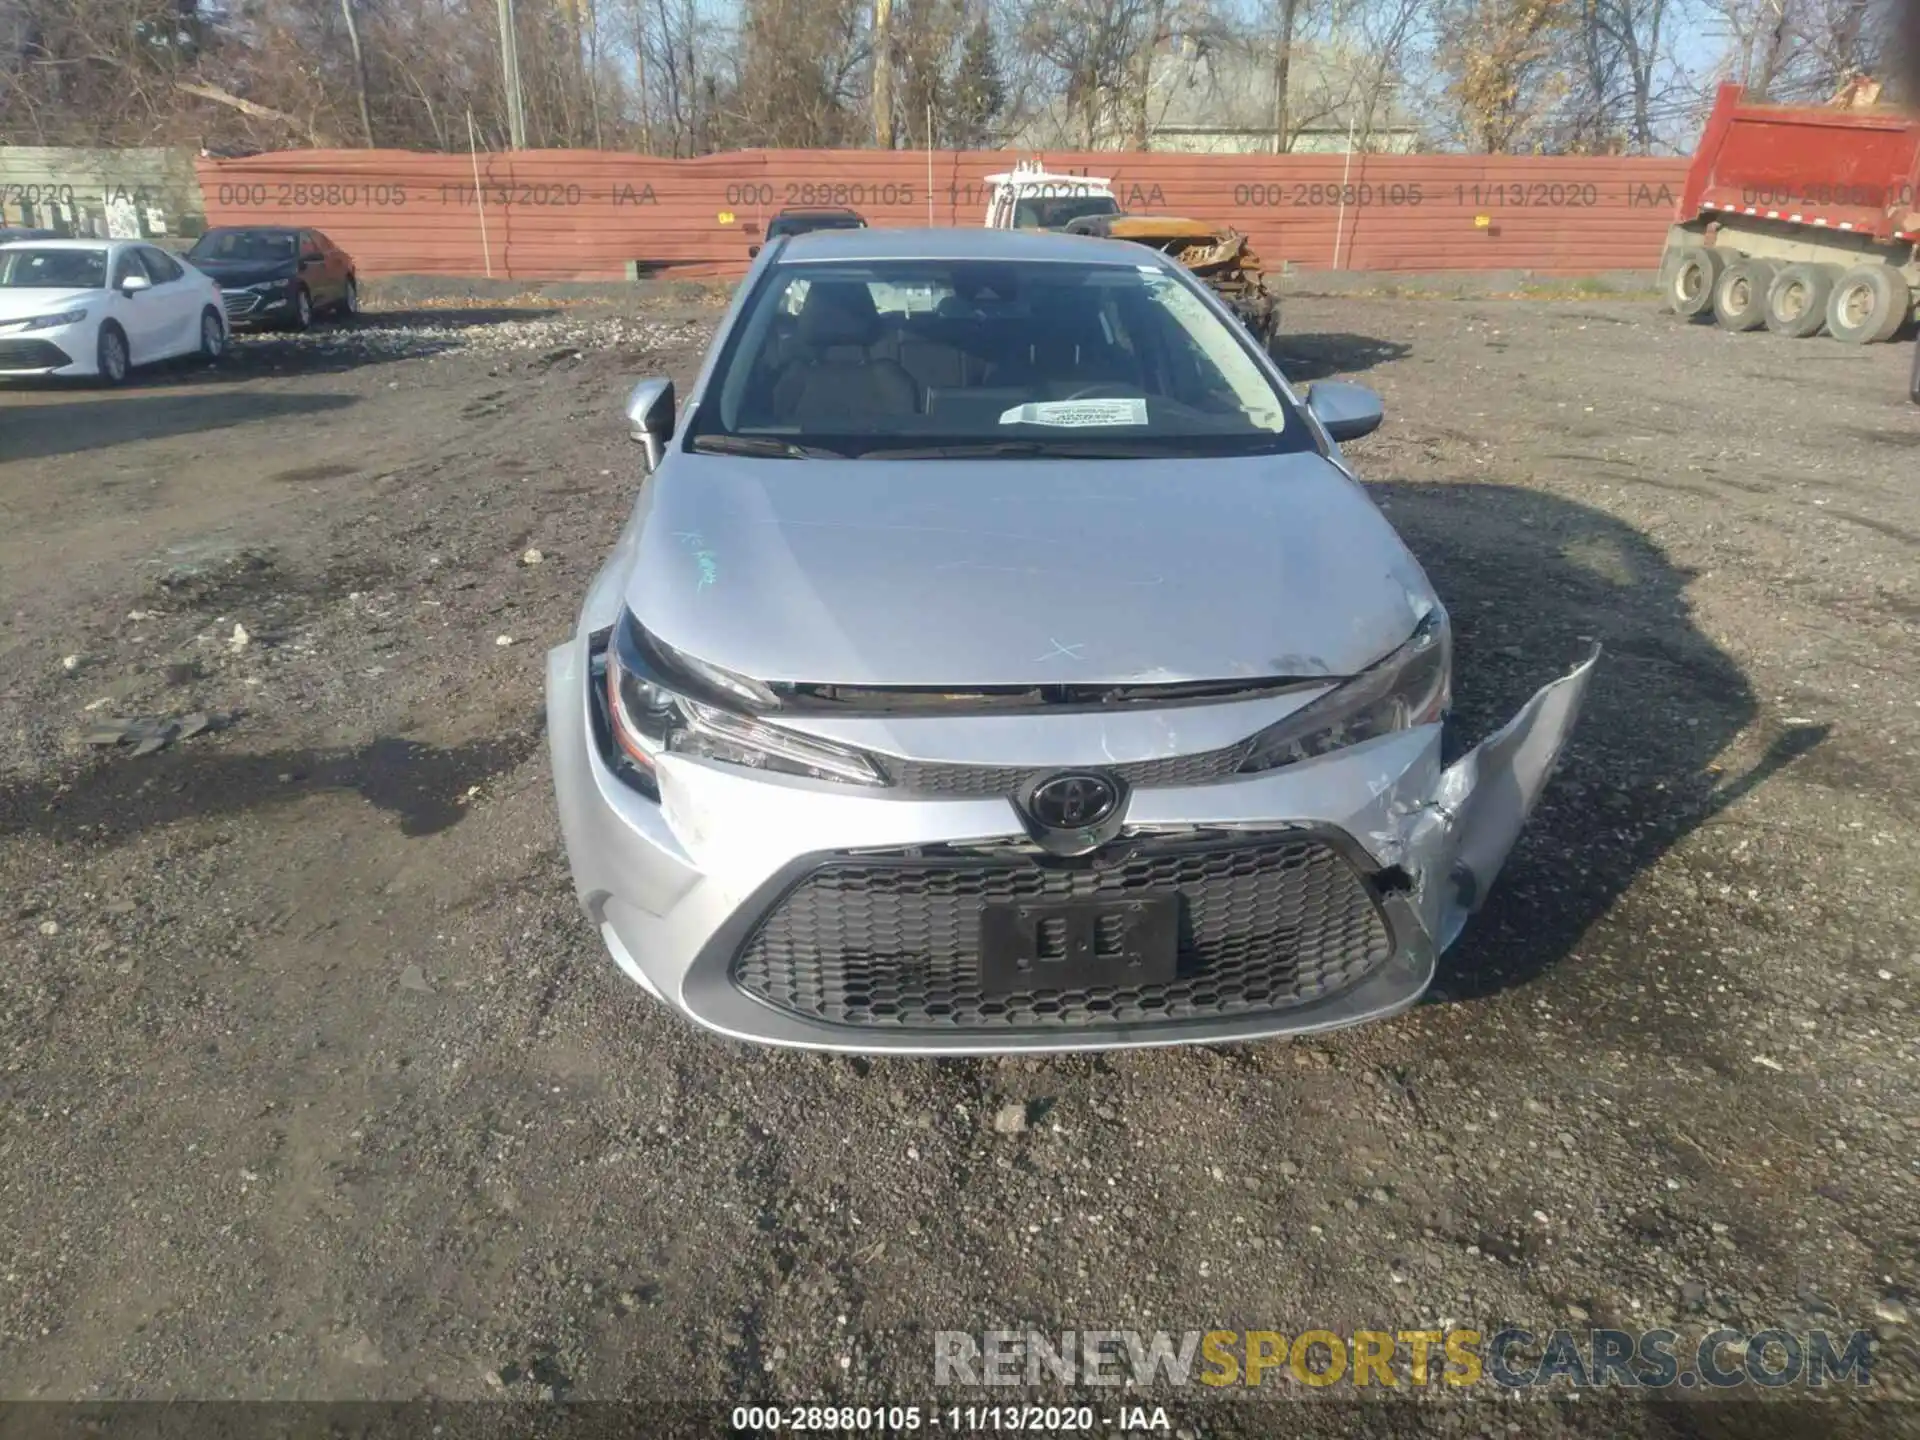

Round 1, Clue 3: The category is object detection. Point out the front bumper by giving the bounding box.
[546,635,1596,1055]
[0,327,87,377]
[222,286,294,326]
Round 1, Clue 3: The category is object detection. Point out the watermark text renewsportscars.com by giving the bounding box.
[934,1327,1875,1391]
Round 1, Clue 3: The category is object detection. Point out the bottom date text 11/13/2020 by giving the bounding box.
[730,1404,1174,1432]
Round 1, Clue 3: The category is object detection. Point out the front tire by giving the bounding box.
[289,286,313,332]
[199,306,227,363]
[96,323,130,386]
[340,275,358,318]
[1764,263,1838,338]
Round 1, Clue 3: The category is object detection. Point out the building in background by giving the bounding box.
[1147,43,1420,154]
[1009,38,1421,155]
[0,147,204,238]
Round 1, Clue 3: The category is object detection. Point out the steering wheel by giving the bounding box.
[1061,383,1142,401]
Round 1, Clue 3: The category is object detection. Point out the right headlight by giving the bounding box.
[597,613,883,796]
[1238,608,1451,773]
[20,308,87,331]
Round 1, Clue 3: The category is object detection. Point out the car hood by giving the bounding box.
[0,287,99,322]
[624,451,1438,688]
[188,259,293,285]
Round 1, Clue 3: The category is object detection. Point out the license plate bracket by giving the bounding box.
[978,895,1180,994]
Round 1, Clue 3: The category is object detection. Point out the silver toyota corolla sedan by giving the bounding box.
[546,227,1597,1054]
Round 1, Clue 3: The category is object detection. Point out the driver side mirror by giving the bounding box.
[748,243,762,258]
[119,273,151,297]
[625,377,675,473]
[1304,381,1384,444]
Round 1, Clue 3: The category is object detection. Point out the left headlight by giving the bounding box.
[1238,608,1451,774]
[599,613,883,795]
[21,308,87,331]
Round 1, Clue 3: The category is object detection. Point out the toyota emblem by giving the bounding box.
[1026,772,1121,831]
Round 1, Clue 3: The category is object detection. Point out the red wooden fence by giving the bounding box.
[194,148,1690,281]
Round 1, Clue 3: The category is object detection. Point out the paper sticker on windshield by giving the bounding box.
[998,399,1148,428]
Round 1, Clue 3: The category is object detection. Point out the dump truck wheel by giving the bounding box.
[1826,264,1909,344]
[1712,258,1773,332]
[1764,263,1838,338]
[1668,246,1723,318]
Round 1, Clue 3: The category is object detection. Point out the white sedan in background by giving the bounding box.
[0,239,228,385]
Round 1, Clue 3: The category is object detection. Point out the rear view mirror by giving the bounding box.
[625,377,675,473]
[748,244,762,258]
[1305,381,1384,443]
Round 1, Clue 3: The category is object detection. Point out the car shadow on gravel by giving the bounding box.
[1366,478,1828,1003]
[1272,332,1411,381]
[0,391,359,462]
[0,730,543,842]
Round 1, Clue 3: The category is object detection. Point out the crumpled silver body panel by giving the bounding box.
[545,620,1597,1054]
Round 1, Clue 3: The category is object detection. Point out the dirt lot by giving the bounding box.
[1,284,1916,1436]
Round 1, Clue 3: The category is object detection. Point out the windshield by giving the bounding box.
[0,248,106,289]
[1013,194,1121,229]
[686,256,1308,459]
[188,230,298,262]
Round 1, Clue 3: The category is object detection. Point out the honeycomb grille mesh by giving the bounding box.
[875,741,1252,797]
[730,838,1394,1030]
[0,338,71,369]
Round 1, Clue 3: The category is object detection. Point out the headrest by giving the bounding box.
[799,282,881,348]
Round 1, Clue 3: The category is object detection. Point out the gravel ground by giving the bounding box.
[0,291,1916,1437]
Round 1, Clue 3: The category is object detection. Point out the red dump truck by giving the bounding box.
[1661,80,1920,350]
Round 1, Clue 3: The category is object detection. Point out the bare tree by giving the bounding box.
[872,0,895,144]
[1019,0,1156,146]
[1438,0,1575,149]
[1272,0,1304,152]
[338,0,375,146]
[1703,0,1892,101]
[719,0,869,147]
[1559,0,1686,150]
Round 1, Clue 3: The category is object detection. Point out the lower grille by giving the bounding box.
[0,338,70,369]
[877,741,1251,797]
[730,835,1395,1030]
[222,292,262,317]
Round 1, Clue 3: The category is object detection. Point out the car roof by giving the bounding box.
[0,237,118,250]
[772,207,863,219]
[777,226,1159,266]
[199,224,299,233]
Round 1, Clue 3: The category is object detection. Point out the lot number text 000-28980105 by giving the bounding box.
[208,183,663,208]
[1227,180,1678,209]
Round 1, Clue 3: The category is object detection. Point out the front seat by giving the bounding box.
[772,282,918,425]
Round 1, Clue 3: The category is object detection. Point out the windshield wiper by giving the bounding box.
[689,435,842,459]
[854,439,1173,460]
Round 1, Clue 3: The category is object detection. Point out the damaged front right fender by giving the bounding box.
[1404,647,1601,952]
